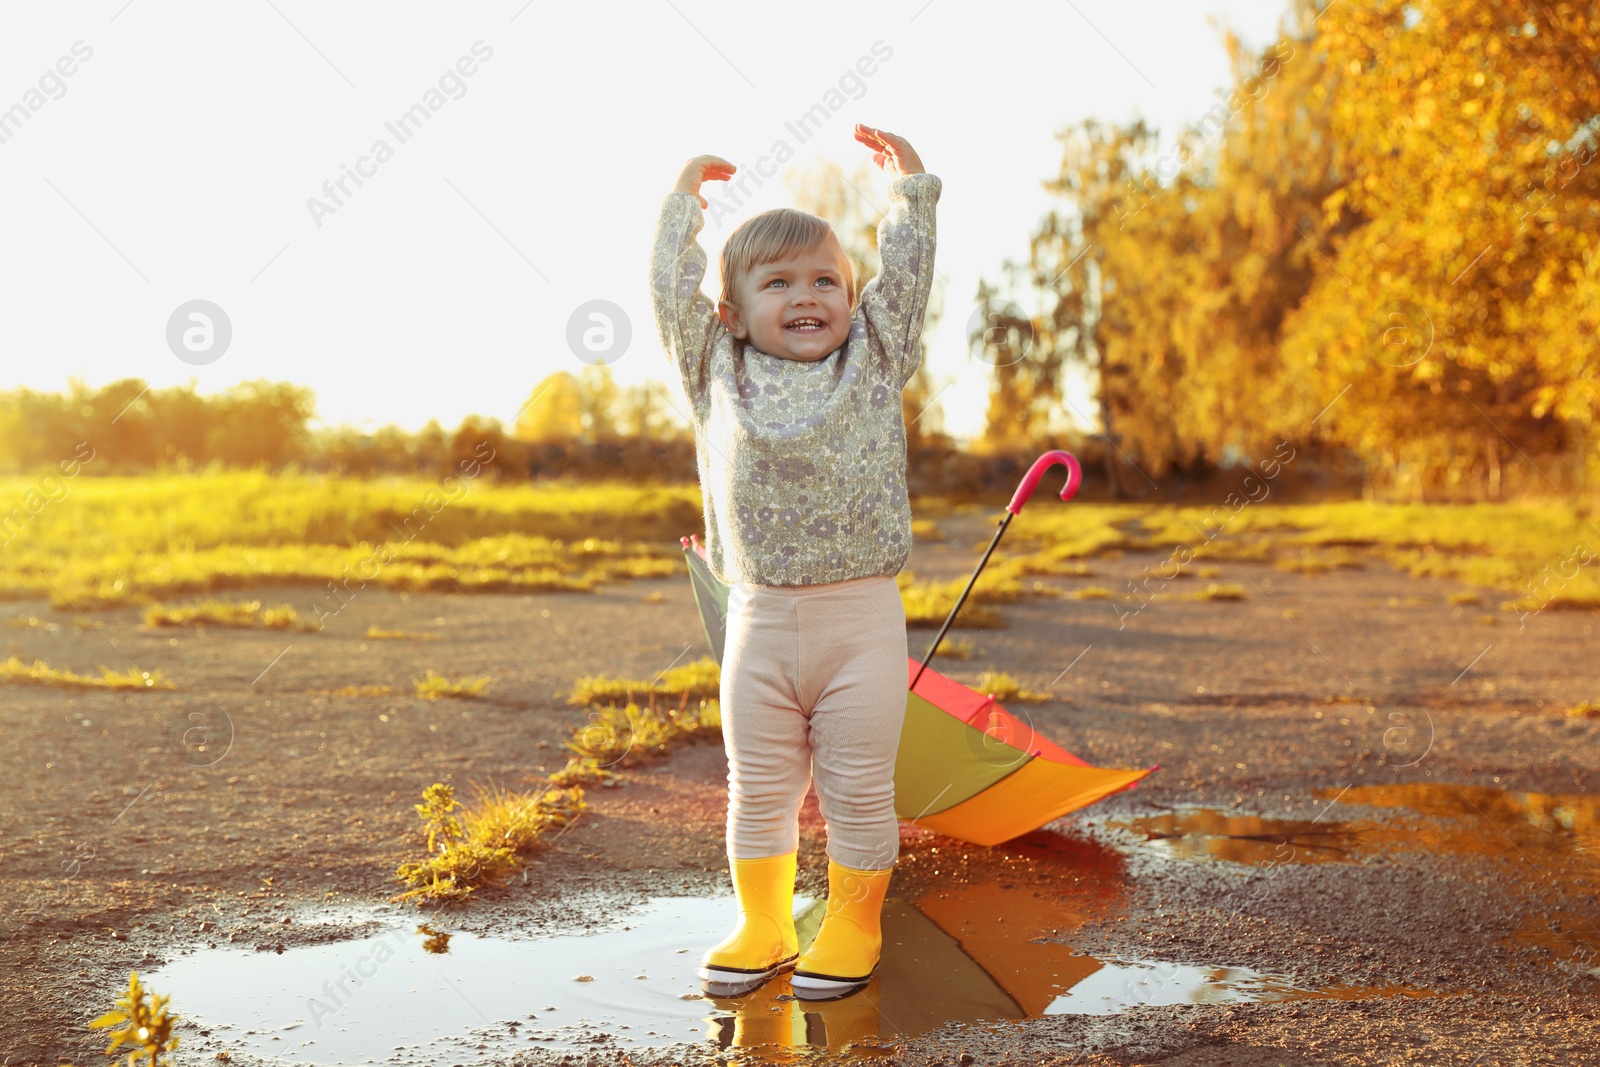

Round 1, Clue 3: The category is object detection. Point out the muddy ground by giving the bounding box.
[3,511,1598,1066]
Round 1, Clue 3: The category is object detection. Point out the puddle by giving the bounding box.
[1111,809,1369,866]
[1114,783,1600,975]
[150,886,1395,1062]
[148,783,1590,1060]
[1316,783,1600,969]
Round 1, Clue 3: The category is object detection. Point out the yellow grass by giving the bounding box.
[0,471,694,609]
[142,598,317,631]
[564,656,721,706]
[552,690,723,787]
[0,655,174,690]
[933,636,975,659]
[75,971,179,1066]
[392,780,586,904]
[6,471,1597,619]
[895,569,1013,628]
[971,669,1051,703]
[414,670,490,700]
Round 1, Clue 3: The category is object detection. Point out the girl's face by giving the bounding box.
[718,237,853,362]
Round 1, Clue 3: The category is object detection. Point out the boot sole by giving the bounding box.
[697,953,798,989]
[790,963,876,1001]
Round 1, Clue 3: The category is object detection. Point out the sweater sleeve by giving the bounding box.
[858,172,942,389]
[649,190,721,406]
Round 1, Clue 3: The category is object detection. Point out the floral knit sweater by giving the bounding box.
[649,172,941,588]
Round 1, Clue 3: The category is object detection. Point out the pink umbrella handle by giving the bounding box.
[1006,450,1083,515]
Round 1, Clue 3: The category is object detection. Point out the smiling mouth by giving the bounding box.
[785,318,826,333]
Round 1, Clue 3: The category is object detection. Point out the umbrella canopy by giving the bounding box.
[679,532,1154,847]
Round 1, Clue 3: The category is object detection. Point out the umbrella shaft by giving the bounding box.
[911,512,1014,691]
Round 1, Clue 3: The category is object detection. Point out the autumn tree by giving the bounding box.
[514,372,585,443]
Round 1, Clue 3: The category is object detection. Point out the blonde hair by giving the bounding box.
[718,208,857,310]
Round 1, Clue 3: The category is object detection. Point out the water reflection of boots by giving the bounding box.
[800,975,883,1049]
[703,982,802,1049]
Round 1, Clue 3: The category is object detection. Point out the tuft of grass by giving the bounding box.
[971,670,1051,703]
[0,655,173,690]
[564,692,722,767]
[414,670,490,700]
[1447,590,1483,606]
[1195,565,1222,579]
[366,625,440,641]
[551,687,723,786]
[564,656,720,706]
[1185,583,1247,601]
[933,636,975,659]
[67,971,180,1067]
[911,518,947,542]
[1068,586,1115,600]
[1567,702,1600,719]
[142,598,317,631]
[392,780,586,904]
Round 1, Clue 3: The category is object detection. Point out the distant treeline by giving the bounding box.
[1,375,1359,503]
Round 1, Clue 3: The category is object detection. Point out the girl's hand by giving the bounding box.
[854,125,924,176]
[674,155,737,209]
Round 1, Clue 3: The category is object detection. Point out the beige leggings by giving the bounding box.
[721,574,909,871]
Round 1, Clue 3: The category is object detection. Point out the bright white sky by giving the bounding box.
[0,0,1291,447]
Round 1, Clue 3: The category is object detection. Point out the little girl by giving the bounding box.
[649,125,939,1001]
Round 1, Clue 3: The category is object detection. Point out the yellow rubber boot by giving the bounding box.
[791,861,892,1000]
[698,852,799,990]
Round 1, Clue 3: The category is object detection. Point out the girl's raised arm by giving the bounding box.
[649,156,737,405]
